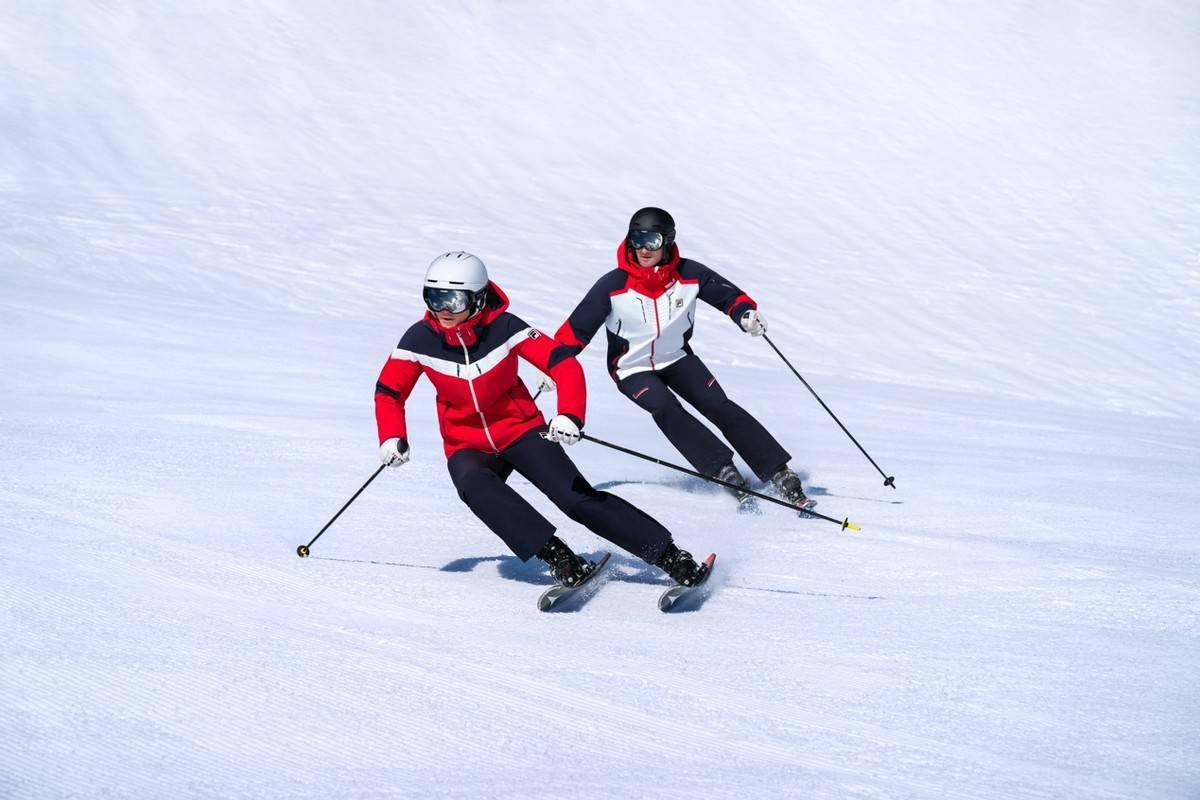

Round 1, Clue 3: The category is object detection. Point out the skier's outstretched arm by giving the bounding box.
[554,277,615,358]
[514,329,586,430]
[374,347,423,456]
[684,260,758,327]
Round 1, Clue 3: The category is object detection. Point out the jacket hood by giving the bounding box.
[424,280,511,346]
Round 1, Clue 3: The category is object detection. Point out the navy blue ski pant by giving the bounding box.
[617,354,790,481]
[446,426,673,563]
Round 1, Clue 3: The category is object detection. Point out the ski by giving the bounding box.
[658,553,717,612]
[537,551,613,612]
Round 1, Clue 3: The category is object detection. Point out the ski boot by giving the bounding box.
[537,535,592,588]
[654,543,710,587]
[771,468,817,515]
[713,463,760,514]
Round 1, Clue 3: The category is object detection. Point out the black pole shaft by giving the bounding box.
[762,334,896,489]
[580,433,858,531]
[297,463,387,557]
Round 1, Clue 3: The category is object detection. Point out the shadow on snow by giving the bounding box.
[308,553,883,600]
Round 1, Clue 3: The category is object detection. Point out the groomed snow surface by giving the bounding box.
[2,3,1198,798]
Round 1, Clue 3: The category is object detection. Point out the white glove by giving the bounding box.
[379,437,410,467]
[740,309,767,337]
[546,415,582,445]
[537,375,557,394]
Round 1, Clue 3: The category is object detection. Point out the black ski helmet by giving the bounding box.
[627,207,676,251]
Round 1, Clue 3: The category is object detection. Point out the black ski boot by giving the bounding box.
[713,462,759,514]
[771,468,817,513]
[654,543,709,587]
[537,535,591,587]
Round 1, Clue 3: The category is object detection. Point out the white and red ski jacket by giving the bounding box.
[375,282,586,457]
[555,242,756,381]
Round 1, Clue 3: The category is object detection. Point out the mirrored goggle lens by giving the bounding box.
[423,287,472,313]
[628,230,665,251]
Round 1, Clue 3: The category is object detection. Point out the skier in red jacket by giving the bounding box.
[374,251,708,588]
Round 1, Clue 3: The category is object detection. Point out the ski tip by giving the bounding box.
[703,553,716,568]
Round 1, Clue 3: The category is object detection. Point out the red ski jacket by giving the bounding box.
[375,282,586,457]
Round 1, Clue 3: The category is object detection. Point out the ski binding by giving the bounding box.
[537,551,613,612]
[658,553,717,612]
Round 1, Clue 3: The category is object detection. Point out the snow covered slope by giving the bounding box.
[2,3,1197,798]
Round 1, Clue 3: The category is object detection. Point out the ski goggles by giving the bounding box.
[423,286,479,314]
[628,229,666,251]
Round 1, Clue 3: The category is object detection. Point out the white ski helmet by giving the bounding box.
[422,251,490,316]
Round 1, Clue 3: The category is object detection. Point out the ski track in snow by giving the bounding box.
[3,2,1199,799]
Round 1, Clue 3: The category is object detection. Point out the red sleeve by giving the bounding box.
[374,355,423,444]
[514,329,587,427]
[553,319,586,350]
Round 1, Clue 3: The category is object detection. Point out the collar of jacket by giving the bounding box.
[617,240,682,295]
[423,280,511,347]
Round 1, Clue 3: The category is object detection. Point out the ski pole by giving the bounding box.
[296,464,387,558]
[762,334,896,489]
[578,433,860,532]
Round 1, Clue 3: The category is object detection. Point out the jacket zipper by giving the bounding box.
[649,296,662,370]
[458,331,499,453]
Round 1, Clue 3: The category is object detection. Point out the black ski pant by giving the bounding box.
[616,354,790,481]
[446,426,673,563]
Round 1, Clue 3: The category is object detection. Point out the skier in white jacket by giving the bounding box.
[554,208,816,513]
